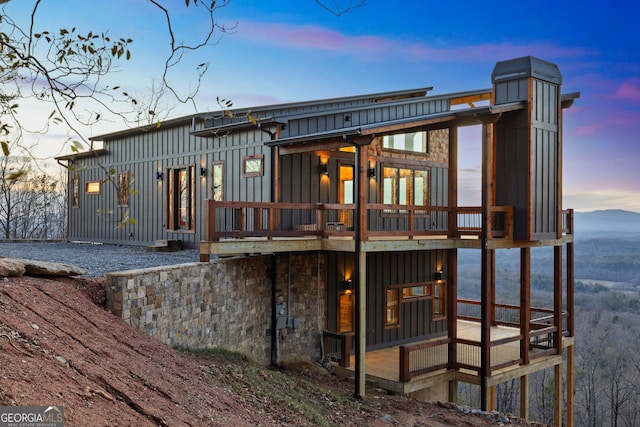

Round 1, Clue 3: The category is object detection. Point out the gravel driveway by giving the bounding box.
[0,241,201,277]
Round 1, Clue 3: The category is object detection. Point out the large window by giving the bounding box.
[167,166,195,231]
[383,131,427,153]
[211,161,224,201]
[383,167,429,208]
[117,172,129,207]
[385,288,399,327]
[433,282,446,318]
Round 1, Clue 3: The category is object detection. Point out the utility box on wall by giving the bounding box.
[492,56,563,241]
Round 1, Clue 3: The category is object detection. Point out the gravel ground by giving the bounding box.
[0,241,201,277]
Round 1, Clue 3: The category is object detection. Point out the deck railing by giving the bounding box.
[322,330,354,368]
[203,200,515,241]
[397,300,569,382]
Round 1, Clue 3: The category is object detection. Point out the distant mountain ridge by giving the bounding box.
[573,209,640,235]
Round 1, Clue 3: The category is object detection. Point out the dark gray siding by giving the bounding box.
[67,122,272,246]
[531,80,559,239]
[326,251,447,350]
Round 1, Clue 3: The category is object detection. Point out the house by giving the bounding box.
[58,56,578,426]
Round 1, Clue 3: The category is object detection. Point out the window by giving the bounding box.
[433,282,446,318]
[402,284,431,299]
[72,174,79,207]
[85,181,100,194]
[383,131,427,153]
[167,166,195,231]
[117,172,129,207]
[211,161,224,201]
[383,167,429,208]
[385,288,399,327]
[242,155,264,177]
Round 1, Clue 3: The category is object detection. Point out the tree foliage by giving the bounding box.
[0,0,235,157]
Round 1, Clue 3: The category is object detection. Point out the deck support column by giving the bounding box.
[520,248,531,364]
[554,364,563,427]
[480,120,496,411]
[353,142,368,399]
[520,374,529,420]
[566,345,575,427]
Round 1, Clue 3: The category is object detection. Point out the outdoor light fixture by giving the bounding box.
[368,167,376,178]
[200,167,207,177]
[341,279,353,292]
[434,270,443,281]
[321,163,329,175]
[156,171,163,180]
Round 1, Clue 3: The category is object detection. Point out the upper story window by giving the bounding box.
[85,181,100,194]
[383,131,427,153]
[242,155,264,178]
[167,166,195,231]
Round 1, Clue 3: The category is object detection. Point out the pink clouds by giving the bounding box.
[237,22,391,55]
[613,79,640,103]
[236,21,588,62]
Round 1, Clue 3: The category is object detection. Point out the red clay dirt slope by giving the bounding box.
[0,275,543,426]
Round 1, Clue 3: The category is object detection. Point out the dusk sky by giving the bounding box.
[6,1,640,212]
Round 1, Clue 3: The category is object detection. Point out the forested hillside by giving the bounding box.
[456,210,640,425]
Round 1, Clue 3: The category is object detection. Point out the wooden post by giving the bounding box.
[447,249,458,372]
[567,239,575,336]
[566,345,575,427]
[354,143,368,399]
[554,246,562,355]
[448,126,458,238]
[520,248,531,364]
[554,364,563,427]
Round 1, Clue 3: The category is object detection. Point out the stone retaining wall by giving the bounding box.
[105,253,326,365]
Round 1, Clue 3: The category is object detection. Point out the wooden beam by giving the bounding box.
[449,92,492,106]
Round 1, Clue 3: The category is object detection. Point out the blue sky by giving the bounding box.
[6,0,640,212]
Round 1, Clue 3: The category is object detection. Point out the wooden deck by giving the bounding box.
[334,320,567,395]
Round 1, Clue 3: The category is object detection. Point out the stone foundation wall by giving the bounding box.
[105,253,325,365]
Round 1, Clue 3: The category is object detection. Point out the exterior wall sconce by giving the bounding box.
[200,167,207,177]
[434,270,443,281]
[321,163,329,175]
[341,279,353,293]
[368,167,376,178]
[156,171,164,180]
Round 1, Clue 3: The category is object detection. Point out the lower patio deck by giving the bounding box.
[333,320,570,395]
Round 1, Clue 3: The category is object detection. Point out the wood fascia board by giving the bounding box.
[278,140,351,155]
[201,239,322,255]
[450,92,492,107]
[360,115,458,136]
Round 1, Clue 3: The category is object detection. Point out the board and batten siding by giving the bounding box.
[68,122,272,246]
[325,251,447,350]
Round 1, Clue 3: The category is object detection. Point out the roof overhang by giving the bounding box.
[54,149,107,161]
